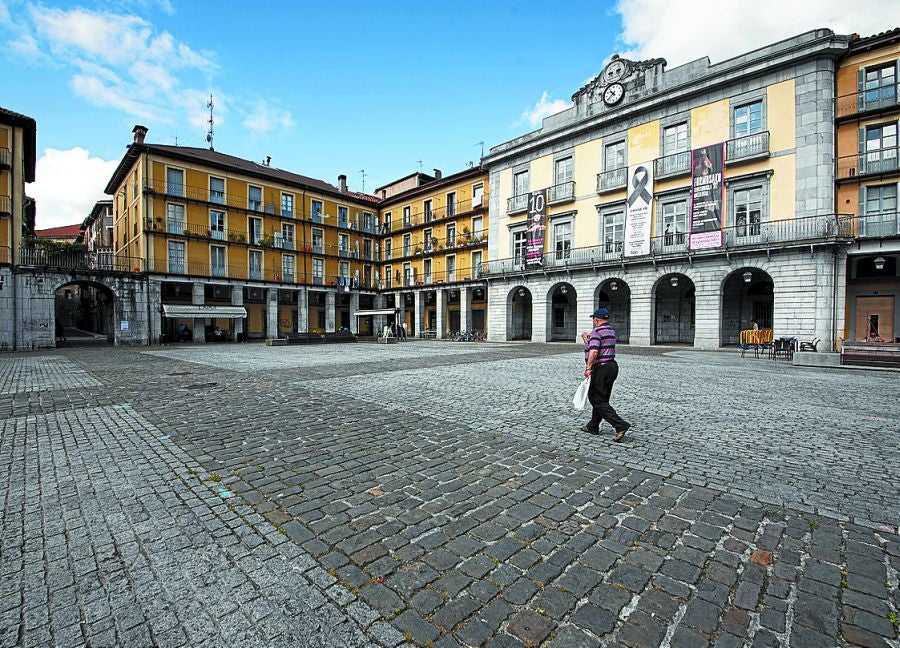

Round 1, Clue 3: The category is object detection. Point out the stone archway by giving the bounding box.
[53,280,115,345]
[597,278,631,343]
[653,273,695,345]
[720,267,773,345]
[507,286,532,341]
[547,282,577,341]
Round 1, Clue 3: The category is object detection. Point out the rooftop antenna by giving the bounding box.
[206,94,215,151]
[359,169,367,192]
[475,141,484,159]
[416,159,423,171]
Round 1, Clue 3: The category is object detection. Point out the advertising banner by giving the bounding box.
[525,189,547,267]
[625,163,653,257]
[689,143,725,250]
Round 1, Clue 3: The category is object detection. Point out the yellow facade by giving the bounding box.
[0,108,36,266]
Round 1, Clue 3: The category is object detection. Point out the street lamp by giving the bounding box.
[610,281,618,291]
[560,285,568,294]
[742,270,753,283]
[874,256,886,271]
[670,276,679,287]
[517,288,526,297]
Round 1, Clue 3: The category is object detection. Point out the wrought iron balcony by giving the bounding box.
[0,195,9,216]
[548,181,575,204]
[0,246,10,264]
[725,131,770,163]
[835,85,899,120]
[654,152,690,179]
[856,211,900,238]
[596,167,627,193]
[836,147,899,180]
[0,148,10,170]
[507,194,528,214]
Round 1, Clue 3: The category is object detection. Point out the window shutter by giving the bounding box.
[857,68,865,111]
[858,127,867,175]
[858,186,865,219]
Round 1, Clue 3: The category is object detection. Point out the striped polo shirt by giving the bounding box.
[585,323,616,367]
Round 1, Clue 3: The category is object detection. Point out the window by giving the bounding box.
[311,200,323,222]
[384,212,392,233]
[734,187,762,237]
[362,211,373,231]
[424,200,433,222]
[864,64,897,106]
[864,123,898,173]
[554,157,573,185]
[313,258,324,282]
[282,255,295,282]
[248,217,262,245]
[403,206,411,227]
[211,245,226,277]
[424,228,433,251]
[166,203,184,234]
[384,239,392,260]
[447,223,456,246]
[249,250,262,280]
[865,183,898,216]
[424,259,432,284]
[663,123,688,155]
[312,228,324,254]
[471,216,483,238]
[472,251,482,278]
[363,238,372,260]
[604,142,626,170]
[209,210,225,240]
[210,177,225,204]
[553,220,572,259]
[472,182,485,208]
[734,101,763,137]
[167,168,184,197]
[167,241,185,274]
[660,200,688,245]
[447,192,457,217]
[248,185,262,211]
[512,228,528,265]
[602,211,625,254]
[403,262,412,286]
[513,170,529,197]
[281,223,295,250]
[338,206,348,228]
[339,233,349,256]
[385,265,392,288]
[339,261,349,277]
[281,193,294,217]
[447,255,456,281]
[403,233,411,256]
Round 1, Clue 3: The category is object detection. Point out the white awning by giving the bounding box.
[354,309,398,317]
[162,304,248,319]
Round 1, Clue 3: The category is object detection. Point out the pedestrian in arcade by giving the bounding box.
[580,307,631,442]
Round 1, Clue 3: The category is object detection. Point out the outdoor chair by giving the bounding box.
[799,337,820,352]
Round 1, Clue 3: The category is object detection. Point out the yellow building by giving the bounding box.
[835,28,900,343]
[105,126,387,342]
[0,106,36,266]
[375,168,489,334]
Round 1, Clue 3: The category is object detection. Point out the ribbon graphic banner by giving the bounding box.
[625,164,653,257]
[525,189,547,268]
[689,143,724,250]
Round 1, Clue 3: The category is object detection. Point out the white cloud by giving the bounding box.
[242,101,295,134]
[517,91,572,129]
[614,0,900,67]
[29,148,118,229]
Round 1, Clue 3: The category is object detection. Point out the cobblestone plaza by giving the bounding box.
[1,342,898,647]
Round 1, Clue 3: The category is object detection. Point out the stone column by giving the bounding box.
[325,290,336,332]
[460,287,470,333]
[414,291,423,338]
[148,279,163,344]
[530,284,547,343]
[349,291,360,334]
[436,289,447,339]
[231,285,244,340]
[297,287,309,333]
[266,288,278,338]
[373,293,386,336]
[192,281,205,343]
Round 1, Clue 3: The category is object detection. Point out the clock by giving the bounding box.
[602,58,629,84]
[603,83,625,106]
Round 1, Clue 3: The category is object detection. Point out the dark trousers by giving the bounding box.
[585,360,629,432]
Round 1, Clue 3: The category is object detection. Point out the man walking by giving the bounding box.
[581,307,630,442]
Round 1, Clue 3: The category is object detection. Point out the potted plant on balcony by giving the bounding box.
[462,225,470,238]
[183,229,191,237]
[414,246,423,255]
[259,233,274,247]
[431,236,438,250]
[153,216,162,230]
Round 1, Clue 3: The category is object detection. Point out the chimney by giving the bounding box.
[338,174,348,193]
[433,168,442,180]
[132,125,148,144]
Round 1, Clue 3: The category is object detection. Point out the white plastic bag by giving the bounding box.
[572,377,590,411]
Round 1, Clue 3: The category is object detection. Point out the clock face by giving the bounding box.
[603,59,628,83]
[603,83,625,106]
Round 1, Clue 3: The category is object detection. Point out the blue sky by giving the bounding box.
[1,0,894,228]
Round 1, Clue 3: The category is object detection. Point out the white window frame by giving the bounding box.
[248,217,263,245]
[248,185,262,211]
[209,176,225,204]
[210,245,226,276]
[167,241,185,274]
[281,192,294,217]
[282,254,295,282]
[166,167,184,197]
[249,249,263,280]
[209,210,226,240]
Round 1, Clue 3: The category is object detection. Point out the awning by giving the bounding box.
[162,304,248,319]
[354,309,398,317]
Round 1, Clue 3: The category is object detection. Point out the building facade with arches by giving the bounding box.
[483,29,853,349]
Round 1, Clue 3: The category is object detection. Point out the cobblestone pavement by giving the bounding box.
[1,342,898,648]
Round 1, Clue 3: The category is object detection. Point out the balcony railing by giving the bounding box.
[597,167,627,193]
[389,265,484,288]
[726,131,770,163]
[856,211,900,238]
[548,181,575,204]
[507,194,528,214]
[655,152,690,179]
[0,195,10,216]
[18,247,139,272]
[0,246,10,264]
[482,214,853,277]
[835,85,899,119]
[0,148,10,169]
[836,148,899,180]
[145,178,305,219]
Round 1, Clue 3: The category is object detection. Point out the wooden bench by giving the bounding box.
[840,343,900,368]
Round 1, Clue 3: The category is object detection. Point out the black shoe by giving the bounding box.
[580,425,599,435]
[613,425,630,443]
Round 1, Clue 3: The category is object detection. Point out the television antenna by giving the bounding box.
[416,159,423,171]
[359,169,367,192]
[475,141,484,159]
[206,94,215,151]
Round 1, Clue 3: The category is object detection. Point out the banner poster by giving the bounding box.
[689,143,725,250]
[625,163,653,257]
[525,189,547,267]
